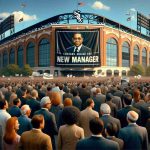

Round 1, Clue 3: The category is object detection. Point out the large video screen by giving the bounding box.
[55,29,100,66]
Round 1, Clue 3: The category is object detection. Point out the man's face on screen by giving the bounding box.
[73,33,83,47]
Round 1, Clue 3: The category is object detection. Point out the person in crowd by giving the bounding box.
[49,91,64,125]
[34,96,58,150]
[8,98,21,117]
[118,111,149,150]
[58,106,84,150]
[3,117,20,150]
[106,93,117,117]
[57,98,72,128]
[105,122,124,150]
[71,89,82,110]
[0,99,11,137]
[111,95,122,110]
[18,115,52,150]
[63,88,73,101]
[26,89,41,118]
[100,103,121,136]
[79,98,99,137]
[76,118,119,150]
[0,125,2,150]
[9,93,17,107]
[5,86,13,102]
[117,93,141,127]
[18,105,32,135]
[19,86,28,107]
[78,83,91,110]
[92,88,106,113]
[146,118,150,143]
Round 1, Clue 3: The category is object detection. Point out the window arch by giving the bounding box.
[9,48,15,64]
[26,42,35,67]
[17,45,24,68]
[122,42,130,67]
[133,45,139,65]
[106,38,118,66]
[142,48,147,67]
[3,51,8,67]
[38,38,50,67]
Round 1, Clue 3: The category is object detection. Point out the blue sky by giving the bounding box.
[0,0,150,35]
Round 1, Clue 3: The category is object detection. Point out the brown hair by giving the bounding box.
[49,91,61,106]
[4,117,18,144]
[64,98,72,106]
[133,89,140,103]
[31,115,44,128]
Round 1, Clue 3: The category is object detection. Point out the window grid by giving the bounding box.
[3,51,8,67]
[133,45,139,65]
[122,42,130,67]
[106,38,117,66]
[26,42,35,67]
[9,48,15,64]
[38,39,50,67]
[142,48,147,67]
[17,46,24,68]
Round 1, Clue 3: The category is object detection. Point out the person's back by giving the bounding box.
[118,111,148,150]
[76,118,119,150]
[79,99,99,137]
[18,115,52,150]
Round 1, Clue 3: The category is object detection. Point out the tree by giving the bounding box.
[0,64,20,76]
[128,64,145,76]
[21,64,33,76]
[145,66,150,76]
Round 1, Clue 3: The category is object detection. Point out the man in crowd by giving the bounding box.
[18,115,52,150]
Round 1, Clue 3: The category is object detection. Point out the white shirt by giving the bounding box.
[0,109,11,136]
[73,44,82,53]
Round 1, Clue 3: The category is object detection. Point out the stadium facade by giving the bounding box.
[0,12,150,77]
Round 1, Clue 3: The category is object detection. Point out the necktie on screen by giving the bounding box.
[75,47,78,54]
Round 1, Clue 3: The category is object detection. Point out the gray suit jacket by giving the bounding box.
[118,124,149,150]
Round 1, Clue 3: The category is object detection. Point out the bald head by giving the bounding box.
[21,105,31,116]
[127,111,139,123]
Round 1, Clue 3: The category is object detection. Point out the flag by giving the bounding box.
[78,2,85,6]
[127,17,131,21]
[19,18,23,22]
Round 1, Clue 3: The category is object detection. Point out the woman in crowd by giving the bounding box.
[58,106,84,150]
[3,117,20,150]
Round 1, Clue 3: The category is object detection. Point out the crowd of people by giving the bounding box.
[0,76,150,150]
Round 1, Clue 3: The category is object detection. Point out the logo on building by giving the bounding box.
[73,10,83,23]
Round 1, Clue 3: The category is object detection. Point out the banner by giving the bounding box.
[55,29,100,66]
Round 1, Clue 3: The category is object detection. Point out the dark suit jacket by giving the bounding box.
[118,124,148,150]
[18,115,32,135]
[26,98,41,118]
[100,115,121,132]
[76,136,119,150]
[66,45,92,54]
[106,136,124,150]
[72,96,82,110]
[117,105,141,127]
[8,106,21,117]
[34,108,58,149]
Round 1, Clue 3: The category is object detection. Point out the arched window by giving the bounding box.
[3,51,8,67]
[142,48,147,67]
[133,45,139,65]
[122,42,130,67]
[26,42,35,67]
[106,38,118,66]
[38,38,50,67]
[17,45,24,68]
[9,48,15,64]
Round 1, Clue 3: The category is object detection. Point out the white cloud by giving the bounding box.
[0,11,37,23]
[130,8,136,12]
[92,1,110,10]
